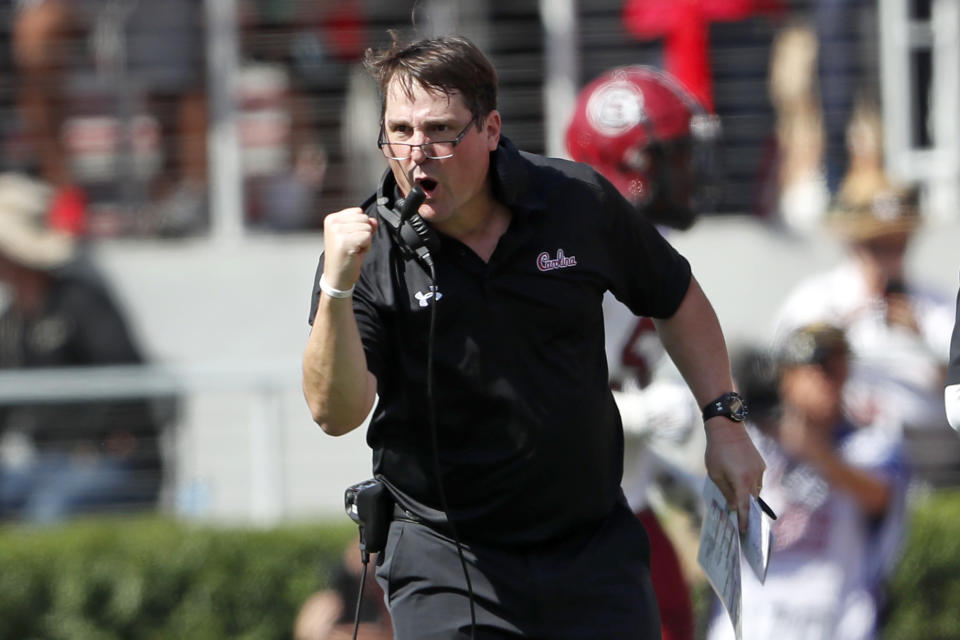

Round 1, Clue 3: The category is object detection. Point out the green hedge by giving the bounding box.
[2,490,959,639]
[0,517,357,640]
[881,489,960,640]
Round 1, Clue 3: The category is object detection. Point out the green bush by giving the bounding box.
[881,489,960,640]
[0,517,357,640]
[3,490,960,639]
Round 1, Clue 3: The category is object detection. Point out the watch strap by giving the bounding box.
[701,391,747,422]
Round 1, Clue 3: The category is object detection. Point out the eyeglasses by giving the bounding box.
[378,120,475,160]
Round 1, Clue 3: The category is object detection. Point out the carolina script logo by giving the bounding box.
[537,249,577,272]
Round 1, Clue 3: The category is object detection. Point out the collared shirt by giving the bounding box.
[309,137,691,546]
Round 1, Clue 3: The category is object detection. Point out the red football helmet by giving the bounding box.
[565,66,720,229]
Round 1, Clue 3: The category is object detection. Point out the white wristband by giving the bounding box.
[319,273,354,299]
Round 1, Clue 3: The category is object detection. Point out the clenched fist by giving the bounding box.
[322,207,380,290]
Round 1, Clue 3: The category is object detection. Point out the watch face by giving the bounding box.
[703,392,749,422]
[728,394,747,421]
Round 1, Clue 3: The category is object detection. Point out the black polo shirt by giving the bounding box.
[309,137,691,546]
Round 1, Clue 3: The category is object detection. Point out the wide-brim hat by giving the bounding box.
[827,170,920,240]
[0,172,74,270]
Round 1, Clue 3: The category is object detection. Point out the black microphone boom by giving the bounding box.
[397,186,426,222]
[396,186,436,269]
[375,182,437,269]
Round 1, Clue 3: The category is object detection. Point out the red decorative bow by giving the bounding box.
[623,0,784,112]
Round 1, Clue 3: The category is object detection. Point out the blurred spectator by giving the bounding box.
[771,162,953,437]
[237,0,334,231]
[340,62,383,211]
[762,20,830,234]
[8,0,207,236]
[0,172,169,524]
[812,0,875,196]
[947,285,960,431]
[709,324,909,640]
[235,57,326,232]
[758,0,879,231]
[293,537,391,640]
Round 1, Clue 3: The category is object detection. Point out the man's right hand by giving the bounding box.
[703,417,767,533]
[322,207,379,290]
[304,207,380,435]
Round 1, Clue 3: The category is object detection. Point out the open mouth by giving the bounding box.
[416,177,439,196]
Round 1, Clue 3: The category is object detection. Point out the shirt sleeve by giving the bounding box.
[844,427,907,483]
[594,173,691,319]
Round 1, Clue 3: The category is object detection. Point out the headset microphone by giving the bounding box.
[378,182,439,269]
[397,185,426,222]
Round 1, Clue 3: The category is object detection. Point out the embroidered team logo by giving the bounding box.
[414,286,443,307]
[585,79,645,135]
[537,249,577,272]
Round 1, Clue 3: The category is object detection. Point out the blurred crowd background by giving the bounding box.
[2,0,944,237]
[0,0,958,637]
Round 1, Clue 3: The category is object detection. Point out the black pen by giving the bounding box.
[757,496,778,520]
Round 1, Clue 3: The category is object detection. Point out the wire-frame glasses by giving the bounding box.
[378,119,476,160]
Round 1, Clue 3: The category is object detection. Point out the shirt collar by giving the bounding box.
[491,136,546,215]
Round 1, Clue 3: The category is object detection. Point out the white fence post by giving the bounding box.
[205,0,245,242]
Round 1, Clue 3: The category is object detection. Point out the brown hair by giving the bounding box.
[778,323,849,369]
[363,33,498,127]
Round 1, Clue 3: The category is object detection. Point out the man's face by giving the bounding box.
[382,77,500,229]
[780,354,848,426]
[852,231,911,293]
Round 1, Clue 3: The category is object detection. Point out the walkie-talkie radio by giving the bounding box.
[344,478,393,555]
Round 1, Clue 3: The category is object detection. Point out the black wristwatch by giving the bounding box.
[702,392,748,423]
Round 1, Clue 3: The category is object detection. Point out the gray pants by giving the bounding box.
[376,500,661,639]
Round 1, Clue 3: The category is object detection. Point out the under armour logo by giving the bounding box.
[414,286,443,307]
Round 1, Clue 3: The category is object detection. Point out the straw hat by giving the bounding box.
[827,170,920,240]
[0,173,75,270]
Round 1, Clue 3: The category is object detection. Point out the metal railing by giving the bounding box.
[0,359,305,526]
[0,360,299,403]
